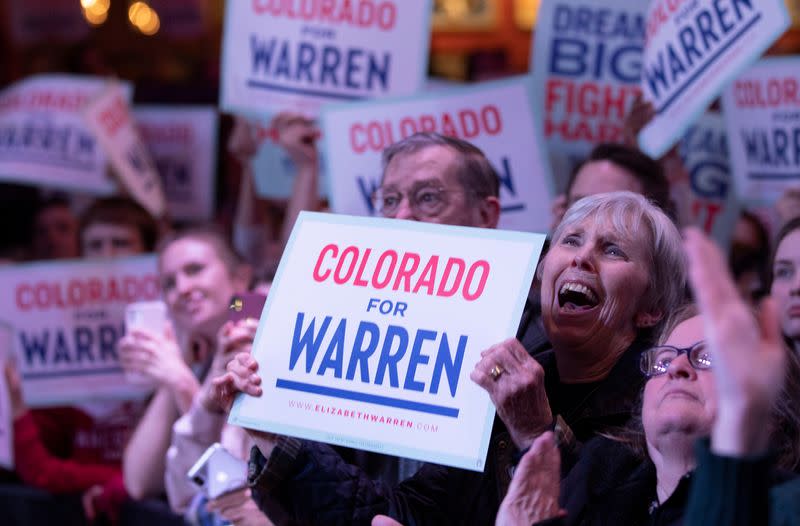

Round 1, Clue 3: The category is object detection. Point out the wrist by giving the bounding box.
[712,405,771,457]
[170,369,200,413]
[512,415,556,451]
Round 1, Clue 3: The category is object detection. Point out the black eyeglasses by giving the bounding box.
[640,342,711,377]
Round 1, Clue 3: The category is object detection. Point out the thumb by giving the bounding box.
[372,515,405,526]
[757,298,783,350]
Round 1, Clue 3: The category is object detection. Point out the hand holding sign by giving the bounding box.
[200,320,260,414]
[470,338,553,450]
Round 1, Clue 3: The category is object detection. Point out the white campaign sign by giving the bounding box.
[84,84,167,218]
[679,112,739,249]
[248,113,329,200]
[321,76,554,233]
[134,106,219,222]
[638,0,790,158]
[0,256,159,407]
[529,0,647,192]
[230,212,544,471]
[0,323,13,469]
[220,0,432,116]
[0,75,132,194]
[722,57,800,205]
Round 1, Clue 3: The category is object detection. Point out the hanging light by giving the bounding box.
[81,0,110,26]
[128,1,161,36]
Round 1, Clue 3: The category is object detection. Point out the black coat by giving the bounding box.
[249,341,647,526]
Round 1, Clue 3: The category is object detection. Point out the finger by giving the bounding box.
[233,372,263,396]
[478,343,519,375]
[470,366,493,393]
[501,338,530,366]
[683,228,739,319]
[236,352,258,370]
[372,515,405,526]
[757,298,785,352]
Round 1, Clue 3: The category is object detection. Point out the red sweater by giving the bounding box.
[13,401,143,494]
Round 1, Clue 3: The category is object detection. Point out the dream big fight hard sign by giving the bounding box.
[230,213,545,471]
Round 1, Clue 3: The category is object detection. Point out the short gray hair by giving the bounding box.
[381,132,500,199]
[549,191,687,336]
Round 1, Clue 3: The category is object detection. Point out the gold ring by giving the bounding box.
[490,364,504,380]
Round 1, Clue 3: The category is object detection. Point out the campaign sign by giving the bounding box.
[321,76,554,233]
[638,0,790,158]
[220,0,432,116]
[230,212,544,470]
[679,112,739,249]
[134,106,219,222]
[248,114,329,200]
[529,0,647,192]
[85,84,167,218]
[0,323,12,469]
[722,57,800,205]
[0,256,159,407]
[0,75,132,194]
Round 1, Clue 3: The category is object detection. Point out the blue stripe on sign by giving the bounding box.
[246,80,366,101]
[22,367,124,380]
[275,378,460,418]
[748,172,800,180]
[501,204,526,213]
[0,153,95,171]
[655,13,762,114]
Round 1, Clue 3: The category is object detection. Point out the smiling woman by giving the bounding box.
[120,226,252,501]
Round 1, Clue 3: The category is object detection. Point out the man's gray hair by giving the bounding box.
[549,191,687,336]
[381,132,500,198]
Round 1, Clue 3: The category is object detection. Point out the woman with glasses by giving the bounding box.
[496,229,800,526]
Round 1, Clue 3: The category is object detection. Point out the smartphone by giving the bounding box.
[125,300,169,334]
[187,443,248,499]
[124,301,169,388]
[228,292,267,324]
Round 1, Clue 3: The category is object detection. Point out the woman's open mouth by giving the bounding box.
[557,282,600,312]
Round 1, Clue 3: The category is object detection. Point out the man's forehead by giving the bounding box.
[382,145,459,188]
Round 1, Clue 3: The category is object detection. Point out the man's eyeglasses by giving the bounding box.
[639,342,711,377]
[372,184,453,218]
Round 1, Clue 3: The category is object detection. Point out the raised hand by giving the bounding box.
[496,432,566,526]
[683,227,786,456]
[471,338,553,450]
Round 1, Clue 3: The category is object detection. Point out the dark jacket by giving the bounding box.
[539,438,799,526]
[248,341,647,526]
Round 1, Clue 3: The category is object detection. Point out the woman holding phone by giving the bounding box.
[119,226,251,503]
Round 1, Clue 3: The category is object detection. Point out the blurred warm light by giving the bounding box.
[514,0,541,30]
[81,0,110,26]
[788,0,800,27]
[83,9,108,25]
[442,0,468,18]
[128,1,161,36]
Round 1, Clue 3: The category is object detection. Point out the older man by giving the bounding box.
[216,136,686,526]
[373,132,500,228]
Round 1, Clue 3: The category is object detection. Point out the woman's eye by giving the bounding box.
[774,266,794,280]
[561,234,580,246]
[605,245,626,258]
[185,263,204,275]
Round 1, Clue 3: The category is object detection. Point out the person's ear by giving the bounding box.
[478,196,501,229]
